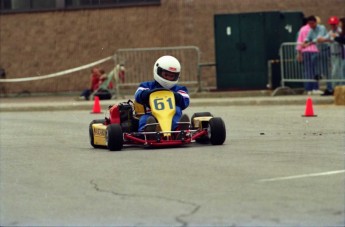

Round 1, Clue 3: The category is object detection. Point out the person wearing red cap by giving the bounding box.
[317,16,342,95]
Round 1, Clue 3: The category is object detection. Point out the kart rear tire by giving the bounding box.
[106,124,123,151]
[209,117,226,145]
[89,119,105,148]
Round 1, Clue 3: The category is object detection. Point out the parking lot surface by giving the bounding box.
[0,104,344,226]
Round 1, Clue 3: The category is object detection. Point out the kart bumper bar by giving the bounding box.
[123,129,208,146]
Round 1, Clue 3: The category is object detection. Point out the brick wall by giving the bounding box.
[0,0,344,94]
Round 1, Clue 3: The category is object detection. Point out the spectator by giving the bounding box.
[317,16,342,95]
[99,68,113,89]
[78,67,101,100]
[334,17,345,84]
[0,67,7,96]
[134,55,190,133]
[0,67,5,78]
[297,15,327,95]
[118,64,125,84]
[93,68,114,100]
[334,18,345,45]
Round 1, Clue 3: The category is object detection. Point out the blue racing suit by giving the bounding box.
[134,81,190,131]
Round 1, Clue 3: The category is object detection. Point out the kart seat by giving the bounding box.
[133,101,145,118]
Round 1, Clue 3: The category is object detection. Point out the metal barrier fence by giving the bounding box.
[277,42,345,92]
[0,46,201,96]
[113,46,200,98]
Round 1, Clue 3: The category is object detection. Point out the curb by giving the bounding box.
[0,96,335,112]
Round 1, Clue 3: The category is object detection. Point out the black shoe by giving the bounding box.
[178,114,190,130]
[321,89,333,96]
[145,116,158,131]
[176,114,190,140]
[145,116,158,140]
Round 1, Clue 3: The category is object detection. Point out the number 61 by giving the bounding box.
[153,97,173,110]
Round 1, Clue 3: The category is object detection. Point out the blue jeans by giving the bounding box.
[303,52,320,91]
[138,106,182,131]
[80,89,92,100]
[336,58,345,86]
[328,55,342,90]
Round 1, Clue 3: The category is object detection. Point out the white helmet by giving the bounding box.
[153,55,181,89]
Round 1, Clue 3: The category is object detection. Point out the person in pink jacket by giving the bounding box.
[296,15,325,95]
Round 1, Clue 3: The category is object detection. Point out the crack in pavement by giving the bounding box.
[175,204,200,227]
[90,180,200,227]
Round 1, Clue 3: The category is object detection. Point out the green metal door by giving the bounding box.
[214,11,304,90]
[279,11,304,42]
[214,13,267,89]
[214,14,240,76]
[237,13,266,88]
[273,12,304,88]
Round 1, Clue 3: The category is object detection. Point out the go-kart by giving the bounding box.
[89,89,226,151]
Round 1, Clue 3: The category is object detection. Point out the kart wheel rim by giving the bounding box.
[105,130,109,146]
[208,124,211,138]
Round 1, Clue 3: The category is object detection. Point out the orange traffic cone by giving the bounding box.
[302,97,317,117]
[91,96,102,114]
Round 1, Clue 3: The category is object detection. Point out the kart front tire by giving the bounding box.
[106,124,123,151]
[209,117,226,145]
[89,119,105,148]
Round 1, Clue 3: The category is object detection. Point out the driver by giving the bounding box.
[134,55,190,132]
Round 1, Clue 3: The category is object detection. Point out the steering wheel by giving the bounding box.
[148,88,169,95]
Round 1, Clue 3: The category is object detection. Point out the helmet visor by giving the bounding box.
[157,67,180,81]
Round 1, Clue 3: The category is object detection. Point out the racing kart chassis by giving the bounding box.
[89,90,226,151]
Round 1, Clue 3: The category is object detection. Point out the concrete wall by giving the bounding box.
[0,0,344,94]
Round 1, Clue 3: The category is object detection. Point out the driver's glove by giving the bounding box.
[140,90,151,103]
[174,92,183,105]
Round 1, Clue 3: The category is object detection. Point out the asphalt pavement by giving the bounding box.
[1,104,344,226]
[0,90,335,112]
[0,91,343,226]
